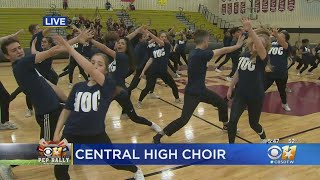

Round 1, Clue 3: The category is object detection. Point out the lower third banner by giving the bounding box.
[1,143,320,165]
[72,144,319,165]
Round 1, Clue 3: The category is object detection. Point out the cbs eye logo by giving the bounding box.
[43,147,53,157]
[268,145,297,160]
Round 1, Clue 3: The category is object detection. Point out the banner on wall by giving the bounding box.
[227,3,233,15]
[234,1,239,14]
[255,0,261,13]
[262,0,269,13]
[270,0,276,12]
[288,0,295,11]
[221,4,227,15]
[240,1,246,14]
[278,0,285,12]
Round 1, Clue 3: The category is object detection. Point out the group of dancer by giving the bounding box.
[0,15,319,179]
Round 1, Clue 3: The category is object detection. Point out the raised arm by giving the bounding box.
[213,35,244,57]
[55,36,106,86]
[42,28,52,37]
[91,39,116,59]
[126,25,143,40]
[0,29,24,43]
[272,28,288,49]
[142,28,164,47]
[241,17,267,60]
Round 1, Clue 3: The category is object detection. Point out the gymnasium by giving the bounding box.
[0,0,319,179]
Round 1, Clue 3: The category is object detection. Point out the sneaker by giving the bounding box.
[285,87,292,93]
[215,68,222,73]
[0,165,13,180]
[149,93,160,99]
[151,122,162,133]
[175,98,183,104]
[120,113,129,120]
[260,139,268,143]
[78,74,82,80]
[0,122,18,130]
[226,77,232,82]
[282,104,292,112]
[222,124,240,133]
[136,101,142,109]
[153,134,162,144]
[306,72,313,75]
[297,72,301,76]
[176,71,182,75]
[134,168,145,180]
[174,73,181,78]
[68,83,73,89]
[25,109,33,118]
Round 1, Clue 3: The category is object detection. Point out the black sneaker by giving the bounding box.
[153,134,162,144]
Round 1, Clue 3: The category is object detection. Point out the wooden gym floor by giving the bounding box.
[0,57,319,180]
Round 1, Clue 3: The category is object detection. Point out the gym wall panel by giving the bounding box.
[0,0,205,12]
[217,0,320,28]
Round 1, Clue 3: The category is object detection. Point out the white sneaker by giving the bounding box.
[306,72,313,75]
[260,139,268,143]
[0,122,18,130]
[151,122,162,133]
[174,73,181,78]
[68,83,73,89]
[282,104,292,112]
[25,109,33,118]
[226,77,232,82]
[149,93,160,99]
[215,68,222,73]
[297,72,301,76]
[134,168,145,180]
[0,165,13,180]
[120,114,129,120]
[78,74,82,80]
[175,98,183,104]
[285,87,292,93]
[136,101,142,109]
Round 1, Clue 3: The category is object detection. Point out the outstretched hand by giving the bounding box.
[53,36,70,53]
[13,29,24,38]
[240,17,252,32]
[77,29,95,44]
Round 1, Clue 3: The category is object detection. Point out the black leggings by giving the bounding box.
[176,50,188,65]
[139,71,179,102]
[287,56,297,70]
[0,82,10,124]
[114,90,152,126]
[127,68,155,96]
[264,74,288,104]
[228,93,265,143]
[54,133,138,180]
[59,58,88,83]
[298,58,309,74]
[228,56,239,78]
[10,87,33,110]
[308,58,320,73]
[163,89,228,136]
[217,54,231,69]
[35,107,62,141]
